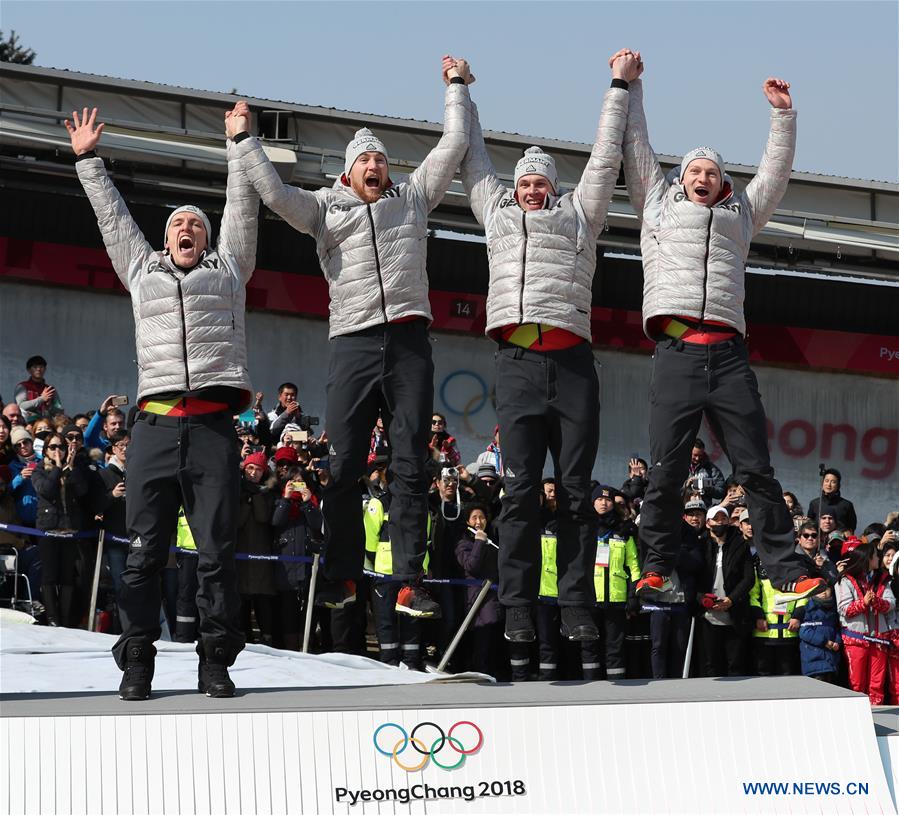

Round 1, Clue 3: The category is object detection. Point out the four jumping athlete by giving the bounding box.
[66,50,820,698]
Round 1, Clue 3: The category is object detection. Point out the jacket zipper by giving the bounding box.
[519,211,528,323]
[175,278,191,390]
[698,208,713,327]
[366,204,387,320]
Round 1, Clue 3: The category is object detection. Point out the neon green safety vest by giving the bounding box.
[750,572,807,640]
[176,506,196,551]
[592,531,640,603]
[539,533,558,599]
[363,496,431,575]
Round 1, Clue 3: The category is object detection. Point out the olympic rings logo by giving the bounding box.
[373,721,484,771]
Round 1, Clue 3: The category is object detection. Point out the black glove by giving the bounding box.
[625,596,642,615]
[306,536,325,555]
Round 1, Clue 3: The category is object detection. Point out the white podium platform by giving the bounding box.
[2,677,896,814]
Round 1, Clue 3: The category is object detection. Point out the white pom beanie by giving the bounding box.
[164,205,212,248]
[679,147,725,182]
[514,146,559,192]
[344,128,389,178]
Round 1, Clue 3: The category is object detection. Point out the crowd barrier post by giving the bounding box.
[682,615,695,679]
[87,529,106,633]
[302,552,320,654]
[429,577,492,675]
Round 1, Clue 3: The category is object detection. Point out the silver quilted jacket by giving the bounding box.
[75,142,260,399]
[623,79,796,336]
[234,83,470,338]
[461,87,629,342]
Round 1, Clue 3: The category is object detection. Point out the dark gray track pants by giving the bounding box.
[494,342,599,607]
[321,319,433,583]
[639,337,811,589]
[112,411,244,669]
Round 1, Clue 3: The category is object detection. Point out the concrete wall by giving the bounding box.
[2,281,896,528]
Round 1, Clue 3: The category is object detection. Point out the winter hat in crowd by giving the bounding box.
[706,504,730,522]
[684,498,706,512]
[61,423,83,440]
[164,206,213,248]
[679,146,725,182]
[514,146,559,192]
[739,508,750,523]
[344,128,389,179]
[10,426,32,446]
[273,446,299,465]
[477,463,498,481]
[841,536,863,557]
[592,484,615,504]
[241,451,268,471]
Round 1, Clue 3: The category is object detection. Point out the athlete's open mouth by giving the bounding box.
[364,175,381,189]
[178,235,195,250]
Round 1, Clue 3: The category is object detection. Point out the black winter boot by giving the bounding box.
[197,641,237,698]
[119,640,155,701]
[42,585,59,627]
[560,606,599,642]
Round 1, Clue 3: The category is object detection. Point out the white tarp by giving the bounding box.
[0,614,487,695]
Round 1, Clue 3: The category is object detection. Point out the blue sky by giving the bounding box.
[5,0,897,181]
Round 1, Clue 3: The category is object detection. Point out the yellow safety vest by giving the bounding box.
[539,533,558,599]
[749,573,808,640]
[363,496,431,575]
[592,532,640,603]
[176,506,196,551]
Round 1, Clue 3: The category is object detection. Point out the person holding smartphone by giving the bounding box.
[66,102,259,700]
[32,432,90,626]
[82,395,129,453]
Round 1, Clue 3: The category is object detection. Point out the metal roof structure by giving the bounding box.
[1,62,897,283]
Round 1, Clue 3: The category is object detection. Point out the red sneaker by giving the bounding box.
[395,584,442,619]
[635,572,673,597]
[777,576,827,601]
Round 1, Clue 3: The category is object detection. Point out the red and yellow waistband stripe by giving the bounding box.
[497,323,585,351]
[138,396,230,416]
[660,317,737,345]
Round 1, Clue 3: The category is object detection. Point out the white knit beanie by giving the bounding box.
[164,205,213,247]
[514,146,559,192]
[344,128,389,178]
[679,147,725,182]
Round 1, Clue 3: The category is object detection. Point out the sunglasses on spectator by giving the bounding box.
[431,419,445,426]
[46,444,65,451]
[13,440,32,448]
[800,533,818,539]
[66,433,82,441]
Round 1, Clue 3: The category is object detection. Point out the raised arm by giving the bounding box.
[573,51,639,233]
[66,108,153,292]
[220,102,261,283]
[744,78,797,235]
[407,56,471,211]
[460,97,507,227]
[620,61,668,225]
[231,108,322,237]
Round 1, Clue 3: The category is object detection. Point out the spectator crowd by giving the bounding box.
[2,354,898,705]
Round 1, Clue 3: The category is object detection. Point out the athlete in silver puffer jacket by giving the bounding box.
[67,104,261,702]
[458,52,640,646]
[618,55,825,603]
[232,70,470,339]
